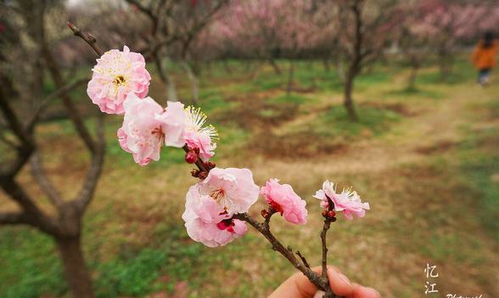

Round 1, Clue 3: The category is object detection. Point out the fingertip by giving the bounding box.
[352,283,381,298]
[326,267,354,296]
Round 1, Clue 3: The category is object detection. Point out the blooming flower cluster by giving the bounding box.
[88,46,218,167]
[86,46,370,249]
[260,179,307,225]
[314,180,370,220]
[88,46,151,114]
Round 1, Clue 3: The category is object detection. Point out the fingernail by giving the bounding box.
[313,290,325,298]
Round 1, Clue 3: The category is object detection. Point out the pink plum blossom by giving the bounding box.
[182,185,247,247]
[196,167,259,215]
[260,179,307,224]
[183,106,218,161]
[117,94,164,166]
[155,101,188,148]
[314,180,370,220]
[87,45,151,114]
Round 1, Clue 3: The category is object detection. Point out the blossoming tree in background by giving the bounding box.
[122,0,229,103]
[416,0,499,79]
[71,21,370,298]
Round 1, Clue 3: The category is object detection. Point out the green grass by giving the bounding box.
[267,94,308,105]
[0,229,66,298]
[1,56,498,297]
[384,86,444,100]
[459,128,499,242]
[316,105,402,137]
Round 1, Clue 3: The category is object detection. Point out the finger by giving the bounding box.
[352,283,381,298]
[269,271,318,298]
[326,266,355,296]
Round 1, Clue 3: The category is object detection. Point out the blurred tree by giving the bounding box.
[418,0,498,79]
[122,0,229,103]
[334,0,399,121]
[0,1,105,297]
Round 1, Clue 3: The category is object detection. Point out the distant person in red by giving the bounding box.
[472,32,496,86]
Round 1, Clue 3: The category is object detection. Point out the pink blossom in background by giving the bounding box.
[87,45,151,114]
[196,167,259,215]
[260,179,307,225]
[314,180,370,220]
[183,106,218,161]
[117,94,164,166]
[156,101,187,148]
[182,185,247,247]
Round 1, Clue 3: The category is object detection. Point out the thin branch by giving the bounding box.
[0,88,34,178]
[74,114,106,213]
[67,22,104,56]
[41,40,97,154]
[26,77,89,133]
[0,211,28,225]
[233,212,330,292]
[321,218,332,280]
[0,178,59,235]
[0,88,32,146]
[296,251,311,269]
[30,152,64,209]
[0,131,18,149]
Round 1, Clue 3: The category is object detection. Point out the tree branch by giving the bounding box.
[0,88,34,178]
[26,77,89,133]
[0,178,59,235]
[321,218,332,280]
[233,212,331,293]
[67,22,104,56]
[30,152,64,209]
[0,211,28,225]
[74,114,105,213]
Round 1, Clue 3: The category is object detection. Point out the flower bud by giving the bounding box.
[185,150,198,164]
[198,171,208,180]
[261,209,269,218]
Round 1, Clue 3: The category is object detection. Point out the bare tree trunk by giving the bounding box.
[343,70,358,121]
[183,62,199,104]
[286,60,295,95]
[268,58,281,74]
[223,59,232,74]
[336,58,345,83]
[323,58,331,72]
[154,55,177,101]
[407,63,419,90]
[56,236,95,298]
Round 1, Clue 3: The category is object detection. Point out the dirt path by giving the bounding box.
[245,82,498,297]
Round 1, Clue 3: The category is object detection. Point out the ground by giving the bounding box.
[0,57,498,298]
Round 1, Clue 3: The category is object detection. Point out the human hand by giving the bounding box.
[269,266,380,298]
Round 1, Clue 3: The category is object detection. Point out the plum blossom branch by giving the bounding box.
[233,212,330,292]
[70,27,371,298]
[67,22,103,56]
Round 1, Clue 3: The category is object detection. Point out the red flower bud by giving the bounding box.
[185,150,198,164]
[198,171,208,180]
[261,209,269,218]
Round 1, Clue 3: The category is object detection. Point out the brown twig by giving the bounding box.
[296,251,311,269]
[30,152,64,209]
[233,212,330,292]
[321,218,332,279]
[26,77,89,133]
[67,22,104,56]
